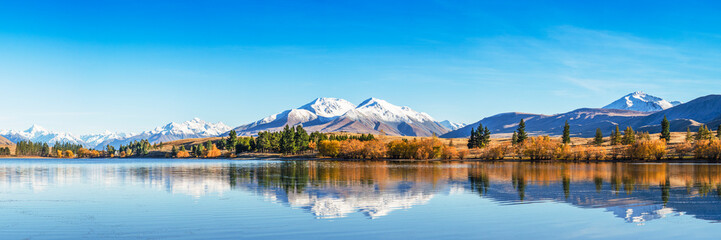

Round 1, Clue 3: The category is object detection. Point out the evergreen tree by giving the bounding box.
[622,126,636,145]
[516,119,527,144]
[481,126,491,147]
[226,130,238,151]
[171,146,178,156]
[467,128,476,149]
[610,126,618,145]
[660,116,671,142]
[696,125,712,141]
[685,127,693,142]
[293,125,310,152]
[717,124,721,139]
[594,128,603,145]
[511,131,518,146]
[562,121,571,144]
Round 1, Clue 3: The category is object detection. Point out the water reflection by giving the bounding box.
[1,160,720,223]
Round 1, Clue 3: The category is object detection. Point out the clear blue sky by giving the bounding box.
[1,0,720,134]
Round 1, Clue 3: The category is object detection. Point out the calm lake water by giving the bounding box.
[1,159,720,239]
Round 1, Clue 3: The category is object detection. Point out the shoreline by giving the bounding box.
[1,155,720,164]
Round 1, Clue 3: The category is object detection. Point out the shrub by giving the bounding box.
[318,140,341,157]
[694,139,721,160]
[627,139,667,160]
[521,136,559,160]
[482,143,509,160]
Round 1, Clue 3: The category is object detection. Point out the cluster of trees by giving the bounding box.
[118,140,153,157]
[52,142,83,154]
[15,141,51,156]
[253,126,311,154]
[0,147,10,155]
[318,137,466,160]
[467,123,491,149]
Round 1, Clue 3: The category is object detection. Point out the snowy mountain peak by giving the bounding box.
[299,98,356,118]
[149,118,231,136]
[603,91,679,112]
[439,120,466,131]
[25,124,49,135]
[349,97,435,123]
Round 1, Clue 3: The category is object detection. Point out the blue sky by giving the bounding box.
[1,0,720,134]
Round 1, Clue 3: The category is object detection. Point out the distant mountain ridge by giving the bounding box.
[0,118,230,149]
[230,97,448,137]
[442,93,721,138]
[98,118,231,148]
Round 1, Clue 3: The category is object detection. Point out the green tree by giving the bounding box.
[610,126,620,145]
[226,130,238,151]
[511,131,518,146]
[171,146,178,156]
[622,126,635,145]
[660,116,671,142]
[562,121,571,144]
[467,128,477,149]
[717,124,721,139]
[686,127,693,142]
[481,126,491,147]
[594,128,603,145]
[696,125,712,141]
[516,119,527,144]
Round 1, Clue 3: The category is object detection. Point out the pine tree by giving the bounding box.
[660,116,671,142]
[171,146,178,156]
[516,119,527,144]
[696,125,712,140]
[686,127,693,142]
[481,126,491,147]
[610,126,618,145]
[717,124,721,139]
[511,131,518,146]
[622,126,635,145]
[594,128,603,145]
[562,121,571,144]
[467,128,476,148]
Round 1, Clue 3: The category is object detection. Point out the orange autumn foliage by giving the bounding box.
[176,150,191,158]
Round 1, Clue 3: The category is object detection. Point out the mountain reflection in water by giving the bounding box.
[1,160,720,223]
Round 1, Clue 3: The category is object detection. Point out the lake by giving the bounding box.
[1,159,720,239]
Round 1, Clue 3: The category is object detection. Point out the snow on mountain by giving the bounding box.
[0,124,84,145]
[145,118,231,137]
[231,97,448,137]
[344,98,436,123]
[79,130,136,149]
[299,97,356,118]
[603,91,678,112]
[438,120,466,131]
[98,118,231,148]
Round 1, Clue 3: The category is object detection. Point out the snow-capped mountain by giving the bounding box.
[231,97,448,137]
[438,120,466,131]
[299,97,356,119]
[0,124,84,145]
[603,91,680,112]
[98,118,231,148]
[79,131,136,149]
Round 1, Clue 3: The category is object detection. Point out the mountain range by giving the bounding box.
[0,118,231,149]
[442,92,720,138]
[230,97,450,137]
[2,91,719,148]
